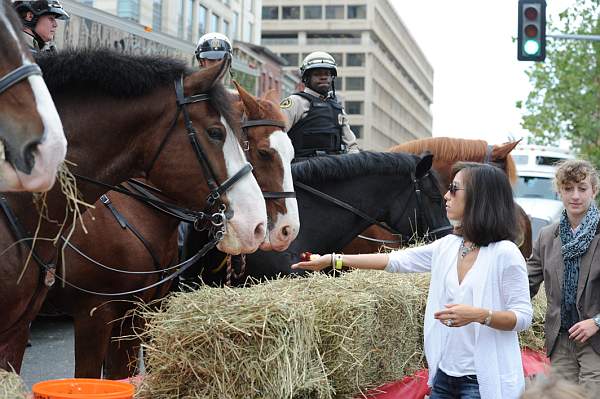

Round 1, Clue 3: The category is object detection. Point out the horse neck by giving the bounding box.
[4,91,170,236]
[293,174,402,252]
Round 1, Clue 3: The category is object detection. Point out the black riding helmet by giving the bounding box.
[13,0,70,30]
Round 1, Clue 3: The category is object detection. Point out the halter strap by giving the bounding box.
[0,64,42,95]
[240,117,295,200]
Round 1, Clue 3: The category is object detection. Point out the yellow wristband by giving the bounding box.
[334,254,343,270]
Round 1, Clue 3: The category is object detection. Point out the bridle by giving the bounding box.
[145,75,254,237]
[296,171,452,245]
[240,118,296,200]
[0,63,42,95]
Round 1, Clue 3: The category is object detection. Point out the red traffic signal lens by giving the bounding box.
[524,24,538,37]
[524,7,538,20]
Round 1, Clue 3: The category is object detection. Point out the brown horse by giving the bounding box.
[42,83,298,379]
[342,138,533,258]
[0,0,67,191]
[0,49,267,372]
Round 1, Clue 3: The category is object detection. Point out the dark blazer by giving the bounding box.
[528,221,600,356]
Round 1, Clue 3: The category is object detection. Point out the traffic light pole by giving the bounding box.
[547,34,600,42]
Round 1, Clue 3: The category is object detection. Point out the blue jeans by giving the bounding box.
[429,368,481,399]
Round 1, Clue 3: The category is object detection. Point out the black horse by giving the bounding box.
[182,151,452,285]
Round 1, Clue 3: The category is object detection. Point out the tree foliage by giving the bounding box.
[517,0,600,167]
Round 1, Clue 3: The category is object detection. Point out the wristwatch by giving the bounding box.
[593,314,600,328]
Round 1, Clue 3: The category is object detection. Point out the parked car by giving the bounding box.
[511,145,574,241]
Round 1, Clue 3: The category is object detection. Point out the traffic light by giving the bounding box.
[518,0,546,61]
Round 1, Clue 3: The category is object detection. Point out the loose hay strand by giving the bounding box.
[0,369,28,399]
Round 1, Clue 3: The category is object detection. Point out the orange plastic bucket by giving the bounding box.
[32,378,134,399]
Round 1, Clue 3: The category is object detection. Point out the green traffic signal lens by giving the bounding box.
[523,39,540,55]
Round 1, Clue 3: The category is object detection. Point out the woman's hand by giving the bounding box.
[291,254,331,271]
[569,319,600,343]
[434,304,486,327]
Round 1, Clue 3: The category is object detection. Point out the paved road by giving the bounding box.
[20,316,74,389]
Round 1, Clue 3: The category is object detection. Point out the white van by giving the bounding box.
[511,145,574,239]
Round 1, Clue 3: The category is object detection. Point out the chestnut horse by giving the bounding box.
[0,49,267,372]
[342,138,533,258]
[42,83,298,379]
[0,0,67,191]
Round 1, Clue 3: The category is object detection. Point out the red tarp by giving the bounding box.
[359,349,550,399]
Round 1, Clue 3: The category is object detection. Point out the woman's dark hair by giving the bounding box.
[451,162,517,246]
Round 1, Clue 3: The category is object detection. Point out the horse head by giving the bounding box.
[0,0,66,191]
[141,58,267,255]
[233,81,299,252]
[388,152,453,241]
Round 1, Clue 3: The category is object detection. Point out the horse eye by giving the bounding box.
[206,127,225,141]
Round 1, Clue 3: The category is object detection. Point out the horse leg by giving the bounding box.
[73,309,115,378]
[0,323,30,373]
[104,315,140,379]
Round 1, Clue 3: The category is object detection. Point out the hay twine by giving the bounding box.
[0,369,28,399]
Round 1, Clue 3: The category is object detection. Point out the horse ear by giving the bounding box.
[491,139,521,160]
[233,80,261,118]
[415,152,434,178]
[263,89,280,104]
[186,56,231,93]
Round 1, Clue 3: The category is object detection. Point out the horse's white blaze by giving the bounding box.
[260,130,299,252]
[0,10,67,192]
[217,117,267,255]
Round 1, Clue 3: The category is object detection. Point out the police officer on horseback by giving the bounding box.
[195,32,232,71]
[280,51,359,159]
[12,0,70,54]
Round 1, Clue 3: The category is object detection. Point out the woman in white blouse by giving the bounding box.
[292,162,533,399]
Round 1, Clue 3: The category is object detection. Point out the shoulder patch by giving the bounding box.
[280,98,293,109]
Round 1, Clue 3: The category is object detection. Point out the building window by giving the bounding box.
[223,20,229,37]
[186,0,193,40]
[345,101,363,115]
[325,5,344,19]
[177,0,184,37]
[348,5,367,19]
[345,77,364,91]
[303,5,322,19]
[262,6,278,20]
[117,0,139,22]
[243,20,253,42]
[282,6,300,19]
[198,5,207,37]
[152,0,162,32]
[330,53,343,67]
[232,12,239,40]
[79,0,94,5]
[346,53,365,67]
[350,125,363,138]
[280,53,299,67]
[334,77,342,91]
[211,13,219,32]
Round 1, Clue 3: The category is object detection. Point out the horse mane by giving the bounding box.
[35,48,239,132]
[292,151,418,183]
[35,48,190,97]
[390,137,488,163]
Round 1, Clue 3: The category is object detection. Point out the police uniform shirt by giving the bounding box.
[279,87,359,154]
[20,31,55,53]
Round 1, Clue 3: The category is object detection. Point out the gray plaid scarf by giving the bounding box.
[559,203,600,330]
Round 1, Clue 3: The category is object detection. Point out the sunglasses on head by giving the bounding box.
[448,182,465,195]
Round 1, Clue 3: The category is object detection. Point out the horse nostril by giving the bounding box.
[281,226,290,237]
[254,222,266,241]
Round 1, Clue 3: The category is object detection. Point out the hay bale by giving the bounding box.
[137,271,548,399]
[0,369,28,399]
[519,288,548,352]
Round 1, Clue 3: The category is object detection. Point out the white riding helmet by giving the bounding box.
[195,32,232,61]
[300,51,338,81]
